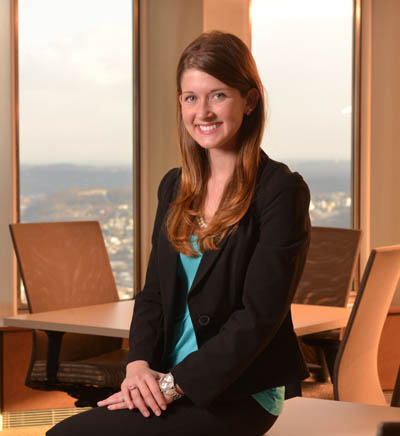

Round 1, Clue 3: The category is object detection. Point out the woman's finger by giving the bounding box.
[135,378,163,416]
[107,398,131,411]
[121,385,135,410]
[146,375,167,411]
[129,383,151,417]
[97,391,124,407]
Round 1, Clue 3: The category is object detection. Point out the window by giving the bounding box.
[251,0,354,228]
[18,0,135,300]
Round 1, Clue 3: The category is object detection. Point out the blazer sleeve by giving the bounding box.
[127,168,179,365]
[171,172,310,407]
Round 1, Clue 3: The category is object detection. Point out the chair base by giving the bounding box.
[301,334,341,382]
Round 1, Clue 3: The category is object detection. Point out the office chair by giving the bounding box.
[293,226,361,381]
[9,221,128,407]
[302,244,400,405]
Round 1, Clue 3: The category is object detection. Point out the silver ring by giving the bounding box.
[128,385,136,391]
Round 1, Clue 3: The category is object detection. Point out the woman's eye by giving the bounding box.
[184,95,196,103]
[213,92,226,100]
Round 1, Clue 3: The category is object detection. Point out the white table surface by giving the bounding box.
[2,301,350,338]
[267,397,400,436]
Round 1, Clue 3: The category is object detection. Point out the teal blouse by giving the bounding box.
[167,236,284,416]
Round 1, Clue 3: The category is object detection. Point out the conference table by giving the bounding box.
[3,301,351,338]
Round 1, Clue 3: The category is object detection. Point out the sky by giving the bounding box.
[252,0,353,161]
[19,0,352,165]
[19,0,133,166]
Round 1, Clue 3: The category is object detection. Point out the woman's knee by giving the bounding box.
[45,409,99,436]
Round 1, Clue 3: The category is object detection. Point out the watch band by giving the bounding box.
[159,372,182,401]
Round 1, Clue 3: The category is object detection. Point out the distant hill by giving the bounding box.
[286,160,351,194]
[20,164,133,196]
[20,160,351,197]
[21,186,132,223]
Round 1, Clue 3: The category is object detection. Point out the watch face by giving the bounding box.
[159,373,182,400]
[160,379,169,390]
[159,373,173,391]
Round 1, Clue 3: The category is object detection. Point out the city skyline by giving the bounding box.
[19,161,352,300]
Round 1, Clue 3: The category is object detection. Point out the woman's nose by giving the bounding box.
[197,99,213,119]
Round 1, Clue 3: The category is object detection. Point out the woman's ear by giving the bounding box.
[179,94,183,105]
[245,88,259,115]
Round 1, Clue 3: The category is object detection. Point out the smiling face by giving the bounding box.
[179,69,253,152]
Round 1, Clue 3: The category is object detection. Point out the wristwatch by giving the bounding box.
[159,372,183,401]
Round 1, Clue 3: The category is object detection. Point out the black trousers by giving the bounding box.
[47,396,278,436]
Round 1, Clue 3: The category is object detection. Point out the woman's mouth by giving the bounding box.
[196,123,222,134]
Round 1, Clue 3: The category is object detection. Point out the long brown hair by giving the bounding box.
[167,31,266,256]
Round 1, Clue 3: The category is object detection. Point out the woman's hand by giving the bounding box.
[103,360,168,417]
[97,389,176,413]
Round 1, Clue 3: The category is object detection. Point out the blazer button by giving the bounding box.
[198,315,210,326]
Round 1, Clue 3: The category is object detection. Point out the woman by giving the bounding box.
[48,31,310,436]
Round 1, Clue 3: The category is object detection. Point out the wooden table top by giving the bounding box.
[268,397,400,436]
[2,301,351,338]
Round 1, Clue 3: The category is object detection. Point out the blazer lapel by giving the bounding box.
[158,225,230,299]
[157,228,178,303]
[189,235,230,296]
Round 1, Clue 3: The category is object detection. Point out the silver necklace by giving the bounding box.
[197,215,207,229]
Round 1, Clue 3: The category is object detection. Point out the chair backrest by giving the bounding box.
[333,244,400,405]
[293,226,361,307]
[10,221,119,313]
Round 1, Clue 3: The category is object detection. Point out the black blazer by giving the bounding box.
[128,152,311,408]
